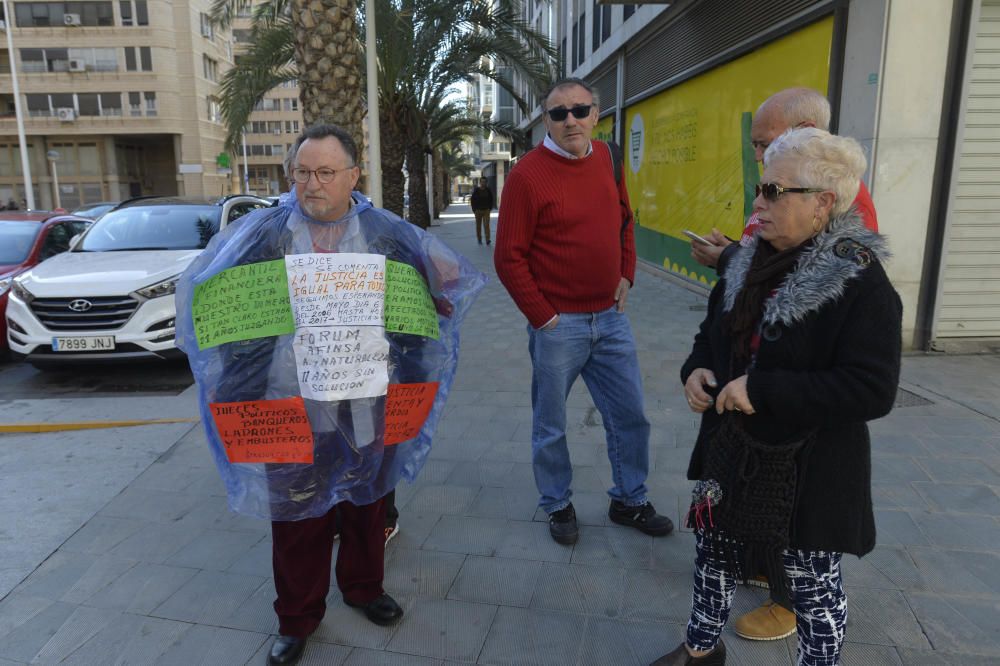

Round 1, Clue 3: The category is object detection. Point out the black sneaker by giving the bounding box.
[608,500,674,536]
[548,504,579,545]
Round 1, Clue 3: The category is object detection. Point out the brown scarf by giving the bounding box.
[723,238,811,371]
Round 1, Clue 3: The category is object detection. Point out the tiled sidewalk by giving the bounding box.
[0,203,998,664]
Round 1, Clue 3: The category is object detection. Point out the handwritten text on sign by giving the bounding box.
[192,259,295,349]
[285,253,385,327]
[384,260,440,339]
[385,382,439,445]
[209,397,314,463]
[293,326,389,400]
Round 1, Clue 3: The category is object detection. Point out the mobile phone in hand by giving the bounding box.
[683,230,715,246]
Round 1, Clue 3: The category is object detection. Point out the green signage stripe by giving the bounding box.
[634,224,718,287]
[740,111,760,220]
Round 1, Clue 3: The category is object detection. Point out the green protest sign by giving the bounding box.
[192,259,295,349]
[384,260,440,339]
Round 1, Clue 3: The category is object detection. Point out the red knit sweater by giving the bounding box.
[495,142,636,328]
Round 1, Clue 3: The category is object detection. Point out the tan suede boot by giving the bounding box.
[733,600,796,640]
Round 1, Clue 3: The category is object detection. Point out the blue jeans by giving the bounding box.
[527,306,650,514]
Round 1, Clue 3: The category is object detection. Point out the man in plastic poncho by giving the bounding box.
[175,124,485,666]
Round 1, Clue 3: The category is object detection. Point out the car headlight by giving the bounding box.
[0,278,10,297]
[136,275,180,300]
[11,278,34,303]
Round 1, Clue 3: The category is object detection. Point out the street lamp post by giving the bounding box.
[365,0,381,207]
[1,0,36,210]
[47,150,60,209]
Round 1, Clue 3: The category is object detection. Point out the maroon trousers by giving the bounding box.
[271,497,386,637]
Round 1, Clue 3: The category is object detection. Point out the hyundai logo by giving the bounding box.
[68,299,93,312]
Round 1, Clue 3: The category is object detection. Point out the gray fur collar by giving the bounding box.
[722,211,889,326]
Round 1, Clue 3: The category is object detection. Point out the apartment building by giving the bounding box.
[0,0,236,209]
[231,5,303,196]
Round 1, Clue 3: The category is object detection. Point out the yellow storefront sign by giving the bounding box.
[624,18,834,286]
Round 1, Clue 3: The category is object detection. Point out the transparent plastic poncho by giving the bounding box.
[175,192,486,520]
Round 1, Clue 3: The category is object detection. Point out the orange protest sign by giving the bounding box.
[385,382,438,445]
[209,397,314,463]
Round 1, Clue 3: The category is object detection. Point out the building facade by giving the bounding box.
[468,69,514,202]
[231,4,303,196]
[1,0,236,209]
[511,0,1000,351]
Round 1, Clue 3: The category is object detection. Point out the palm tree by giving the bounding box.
[373,0,554,226]
[211,0,364,146]
[439,142,474,206]
[407,99,517,224]
[214,0,555,223]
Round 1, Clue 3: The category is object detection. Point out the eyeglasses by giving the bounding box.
[546,104,593,122]
[755,182,824,202]
[291,166,355,184]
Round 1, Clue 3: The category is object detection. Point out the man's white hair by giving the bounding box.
[759,87,831,131]
[764,127,866,216]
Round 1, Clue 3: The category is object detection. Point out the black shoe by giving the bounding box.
[477,239,483,244]
[609,500,674,536]
[486,240,491,245]
[548,503,579,545]
[268,635,306,665]
[650,639,726,665]
[345,593,404,626]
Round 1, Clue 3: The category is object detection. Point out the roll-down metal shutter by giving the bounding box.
[936,0,1000,338]
[623,0,832,104]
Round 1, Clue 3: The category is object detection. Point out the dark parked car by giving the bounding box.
[0,212,93,355]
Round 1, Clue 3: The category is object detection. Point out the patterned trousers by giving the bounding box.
[686,531,848,666]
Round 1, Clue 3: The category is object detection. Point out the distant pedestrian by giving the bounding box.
[470,177,494,245]
[6,197,17,210]
[654,128,902,666]
[495,77,673,546]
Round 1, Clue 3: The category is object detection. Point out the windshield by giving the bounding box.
[79,205,221,251]
[72,203,116,220]
[0,222,41,264]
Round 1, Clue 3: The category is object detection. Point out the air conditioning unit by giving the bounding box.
[273,128,282,135]
[56,108,76,122]
[63,13,82,26]
[68,59,87,72]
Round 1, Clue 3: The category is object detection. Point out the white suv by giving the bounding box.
[6,195,271,367]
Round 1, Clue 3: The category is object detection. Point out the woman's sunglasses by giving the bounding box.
[546,104,593,122]
[755,182,824,202]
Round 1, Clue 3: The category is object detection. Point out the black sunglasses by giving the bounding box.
[755,182,824,202]
[546,104,593,122]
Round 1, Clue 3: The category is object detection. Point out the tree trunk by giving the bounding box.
[406,143,429,229]
[380,107,406,217]
[292,0,364,142]
[433,152,445,215]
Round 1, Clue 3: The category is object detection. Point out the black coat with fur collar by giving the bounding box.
[680,213,903,557]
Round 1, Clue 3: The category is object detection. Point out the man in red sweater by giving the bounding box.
[495,78,673,546]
